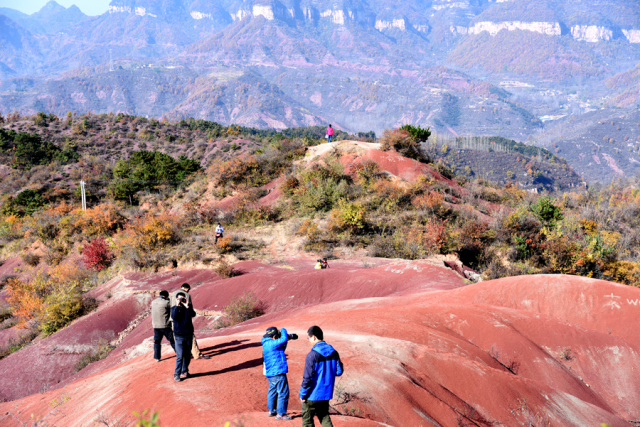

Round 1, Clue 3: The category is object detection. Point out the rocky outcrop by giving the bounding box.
[108,5,130,13]
[571,25,613,42]
[432,0,470,11]
[320,9,346,25]
[623,29,640,43]
[134,7,156,17]
[375,18,406,31]
[190,11,212,20]
[468,21,561,37]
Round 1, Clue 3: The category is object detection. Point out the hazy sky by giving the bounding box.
[0,0,110,16]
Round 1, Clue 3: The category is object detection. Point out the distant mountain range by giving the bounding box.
[1,0,640,183]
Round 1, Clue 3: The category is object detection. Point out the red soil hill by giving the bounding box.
[2,272,639,427]
[0,258,465,402]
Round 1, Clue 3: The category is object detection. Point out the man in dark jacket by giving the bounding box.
[151,290,175,362]
[300,326,343,427]
[170,283,209,360]
[171,292,196,382]
[261,326,296,420]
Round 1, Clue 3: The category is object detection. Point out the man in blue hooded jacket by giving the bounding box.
[262,326,297,420]
[299,326,343,427]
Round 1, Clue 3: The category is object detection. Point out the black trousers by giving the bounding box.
[153,327,175,360]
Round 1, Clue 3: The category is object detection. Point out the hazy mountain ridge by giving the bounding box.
[1,0,640,185]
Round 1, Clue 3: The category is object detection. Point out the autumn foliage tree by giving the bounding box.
[82,237,114,271]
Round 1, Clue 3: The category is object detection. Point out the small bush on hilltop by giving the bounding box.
[400,124,431,143]
[381,125,431,163]
[82,237,115,271]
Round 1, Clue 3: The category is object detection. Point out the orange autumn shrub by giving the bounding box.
[75,202,126,236]
[6,277,45,327]
[412,190,444,213]
[123,212,181,252]
[423,218,448,254]
[207,155,263,188]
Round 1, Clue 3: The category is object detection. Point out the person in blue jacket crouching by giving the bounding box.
[299,325,344,427]
[262,326,298,420]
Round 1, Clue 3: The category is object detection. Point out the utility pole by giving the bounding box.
[80,180,87,211]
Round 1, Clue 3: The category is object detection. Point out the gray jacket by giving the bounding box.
[151,297,172,329]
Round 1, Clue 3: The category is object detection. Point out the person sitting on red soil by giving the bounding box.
[300,326,344,427]
[151,290,175,362]
[171,292,196,382]
[215,223,224,244]
[170,283,210,360]
[326,124,334,143]
[261,326,298,420]
[314,258,329,270]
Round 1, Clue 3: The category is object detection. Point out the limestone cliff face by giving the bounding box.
[108,5,131,14]
[468,21,561,36]
[571,25,613,42]
[432,0,470,11]
[190,11,212,20]
[320,9,346,25]
[134,7,156,17]
[375,18,406,31]
[623,29,640,43]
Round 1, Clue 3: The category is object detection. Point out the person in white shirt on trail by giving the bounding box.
[215,223,224,244]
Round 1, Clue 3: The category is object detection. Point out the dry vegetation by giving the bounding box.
[1,113,640,348]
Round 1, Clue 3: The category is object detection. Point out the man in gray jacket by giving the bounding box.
[152,290,175,362]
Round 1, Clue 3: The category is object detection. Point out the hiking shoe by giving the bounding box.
[275,414,292,421]
[197,355,211,360]
[268,411,277,417]
[174,376,181,382]
[155,359,161,363]
[180,372,188,379]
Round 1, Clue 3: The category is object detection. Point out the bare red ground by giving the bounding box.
[0,258,464,402]
[2,271,640,427]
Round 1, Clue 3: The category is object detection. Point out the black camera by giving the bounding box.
[288,333,298,340]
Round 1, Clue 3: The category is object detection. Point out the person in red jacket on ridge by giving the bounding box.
[326,124,334,143]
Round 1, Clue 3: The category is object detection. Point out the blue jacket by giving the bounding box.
[261,328,289,377]
[299,341,343,401]
[171,304,195,336]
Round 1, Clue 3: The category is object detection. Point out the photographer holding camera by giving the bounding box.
[170,292,196,382]
[261,326,298,420]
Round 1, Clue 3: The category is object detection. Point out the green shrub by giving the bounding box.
[2,189,46,217]
[399,124,431,143]
[531,197,563,226]
[11,132,75,170]
[329,200,367,233]
[109,151,200,200]
[40,282,94,336]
